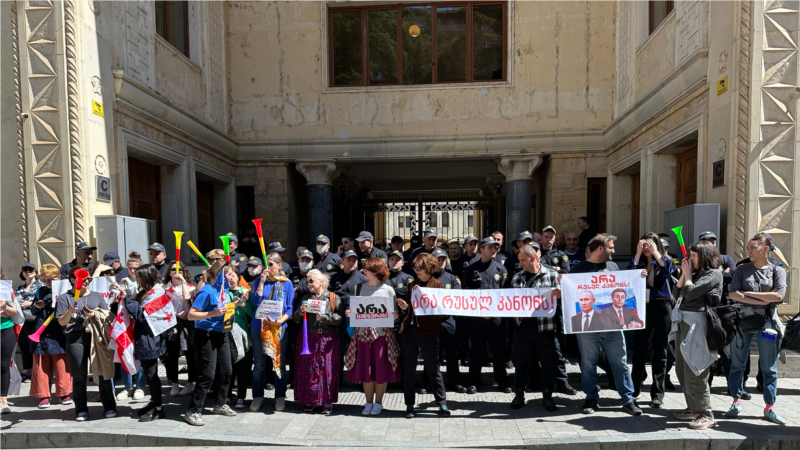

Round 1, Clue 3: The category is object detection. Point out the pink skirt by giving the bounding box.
[346,336,401,384]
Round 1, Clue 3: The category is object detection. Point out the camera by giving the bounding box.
[20,112,29,120]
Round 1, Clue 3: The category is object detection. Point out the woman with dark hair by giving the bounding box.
[222,264,251,409]
[185,260,236,426]
[398,253,451,418]
[162,261,196,397]
[726,234,787,425]
[55,266,116,421]
[344,257,401,416]
[627,232,674,407]
[125,264,168,421]
[16,262,42,383]
[671,240,722,430]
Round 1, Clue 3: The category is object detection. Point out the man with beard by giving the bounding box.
[355,231,388,268]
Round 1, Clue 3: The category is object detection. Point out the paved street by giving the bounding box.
[3,366,800,449]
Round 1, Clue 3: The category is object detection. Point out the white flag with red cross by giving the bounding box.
[142,285,178,337]
[108,303,139,375]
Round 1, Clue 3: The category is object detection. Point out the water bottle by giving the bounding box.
[763,328,777,341]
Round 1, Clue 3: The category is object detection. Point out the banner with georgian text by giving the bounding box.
[409,287,556,318]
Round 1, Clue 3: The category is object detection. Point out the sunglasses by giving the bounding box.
[268,262,277,267]
[22,268,35,273]
[413,266,424,272]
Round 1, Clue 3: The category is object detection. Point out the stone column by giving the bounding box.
[296,161,340,245]
[497,154,544,242]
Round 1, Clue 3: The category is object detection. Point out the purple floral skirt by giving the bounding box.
[346,336,401,384]
[294,331,340,406]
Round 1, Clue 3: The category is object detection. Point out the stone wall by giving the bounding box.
[544,154,608,236]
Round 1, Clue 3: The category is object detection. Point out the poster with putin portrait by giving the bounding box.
[561,271,646,334]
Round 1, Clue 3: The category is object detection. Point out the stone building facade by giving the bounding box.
[0,1,797,313]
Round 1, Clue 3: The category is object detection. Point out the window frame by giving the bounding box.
[327,1,507,87]
[156,0,190,58]
[648,1,674,35]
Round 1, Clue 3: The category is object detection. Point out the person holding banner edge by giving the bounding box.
[398,253,452,418]
[509,244,562,411]
[568,234,642,416]
[431,248,466,395]
[627,232,674,408]
[124,264,168,422]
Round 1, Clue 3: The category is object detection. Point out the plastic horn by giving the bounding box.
[29,312,55,343]
[671,225,688,258]
[220,235,231,264]
[252,218,268,267]
[72,269,90,308]
[187,240,210,266]
[174,231,184,272]
[301,304,311,355]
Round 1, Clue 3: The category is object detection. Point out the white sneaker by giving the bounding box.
[235,398,245,409]
[76,411,88,421]
[179,383,194,396]
[250,397,263,412]
[362,403,374,416]
[275,397,286,411]
[133,389,145,400]
[170,385,181,397]
[370,403,383,416]
[116,390,131,401]
[0,400,10,414]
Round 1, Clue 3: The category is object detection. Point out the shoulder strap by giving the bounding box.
[329,291,336,310]
[355,283,362,296]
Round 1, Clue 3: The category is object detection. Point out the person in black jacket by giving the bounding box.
[125,264,168,422]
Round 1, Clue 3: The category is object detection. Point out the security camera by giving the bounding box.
[20,112,29,120]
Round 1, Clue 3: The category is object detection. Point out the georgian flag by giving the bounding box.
[108,303,139,375]
[142,285,178,336]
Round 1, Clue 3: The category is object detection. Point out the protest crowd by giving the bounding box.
[1,220,796,432]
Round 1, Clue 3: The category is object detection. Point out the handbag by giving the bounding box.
[739,313,766,333]
[705,302,741,351]
[780,311,800,352]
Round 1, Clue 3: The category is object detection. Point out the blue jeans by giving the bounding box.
[577,331,635,404]
[251,326,289,399]
[728,324,779,405]
[115,363,145,390]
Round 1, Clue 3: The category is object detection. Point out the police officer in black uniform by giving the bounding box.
[402,235,422,262]
[266,241,293,277]
[330,249,366,372]
[242,256,263,284]
[454,234,478,366]
[290,249,315,298]
[430,248,466,393]
[505,231,535,277]
[385,250,414,300]
[355,231,388,268]
[314,234,342,277]
[464,237,511,394]
[490,231,511,267]
[406,228,453,275]
[460,234,480,270]
[540,226,570,274]
[226,232,248,273]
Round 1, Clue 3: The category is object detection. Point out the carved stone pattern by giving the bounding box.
[24,0,67,265]
[204,1,226,131]
[733,1,751,261]
[65,0,84,244]
[497,155,544,181]
[614,0,633,117]
[124,1,153,87]
[755,2,796,267]
[13,1,28,260]
[296,161,340,186]
[676,0,703,64]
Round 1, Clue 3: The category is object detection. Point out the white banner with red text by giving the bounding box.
[409,287,556,318]
[561,270,646,334]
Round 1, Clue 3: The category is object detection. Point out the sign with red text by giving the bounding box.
[349,296,394,327]
[306,299,326,315]
[409,287,556,318]
[561,270,646,334]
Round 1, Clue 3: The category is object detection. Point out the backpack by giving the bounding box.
[780,311,800,352]
[705,302,741,351]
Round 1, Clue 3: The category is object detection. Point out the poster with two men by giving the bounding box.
[561,270,647,333]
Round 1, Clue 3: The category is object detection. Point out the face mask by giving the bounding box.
[299,261,313,272]
[248,267,261,276]
[316,244,328,254]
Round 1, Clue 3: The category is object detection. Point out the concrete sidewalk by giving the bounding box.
[3,370,800,449]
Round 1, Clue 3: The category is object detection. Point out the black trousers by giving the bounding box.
[455,316,471,361]
[140,358,162,406]
[188,330,232,413]
[66,333,116,414]
[18,327,33,371]
[399,327,446,406]
[164,321,196,384]
[468,317,508,388]
[513,328,558,392]
[228,347,252,399]
[438,328,461,387]
[1,327,16,396]
[632,300,671,400]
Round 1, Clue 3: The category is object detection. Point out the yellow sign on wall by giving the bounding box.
[717,76,728,96]
[92,100,104,117]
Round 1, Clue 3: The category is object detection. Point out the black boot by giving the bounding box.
[542,392,557,412]
[510,391,525,409]
[139,405,164,422]
[136,402,155,417]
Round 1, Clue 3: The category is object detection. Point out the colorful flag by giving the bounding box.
[108,305,138,375]
[142,285,178,337]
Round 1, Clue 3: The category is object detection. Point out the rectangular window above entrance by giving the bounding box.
[328,2,506,87]
[649,1,674,34]
[155,1,189,57]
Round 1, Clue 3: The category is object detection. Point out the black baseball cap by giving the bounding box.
[226,232,238,243]
[432,248,447,258]
[298,249,314,260]
[698,231,717,241]
[247,256,263,266]
[267,241,286,252]
[423,228,438,238]
[148,242,166,253]
[388,250,404,261]
[342,249,358,259]
[391,236,404,244]
[518,231,534,241]
[76,242,97,251]
[103,252,120,264]
[542,225,557,234]
[464,234,479,244]
[355,231,374,242]
[480,237,499,248]
[315,234,330,244]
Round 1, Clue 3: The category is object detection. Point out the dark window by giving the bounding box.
[649,1,674,34]
[587,178,607,234]
[155,1,189,57]
[329,2,506,87]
